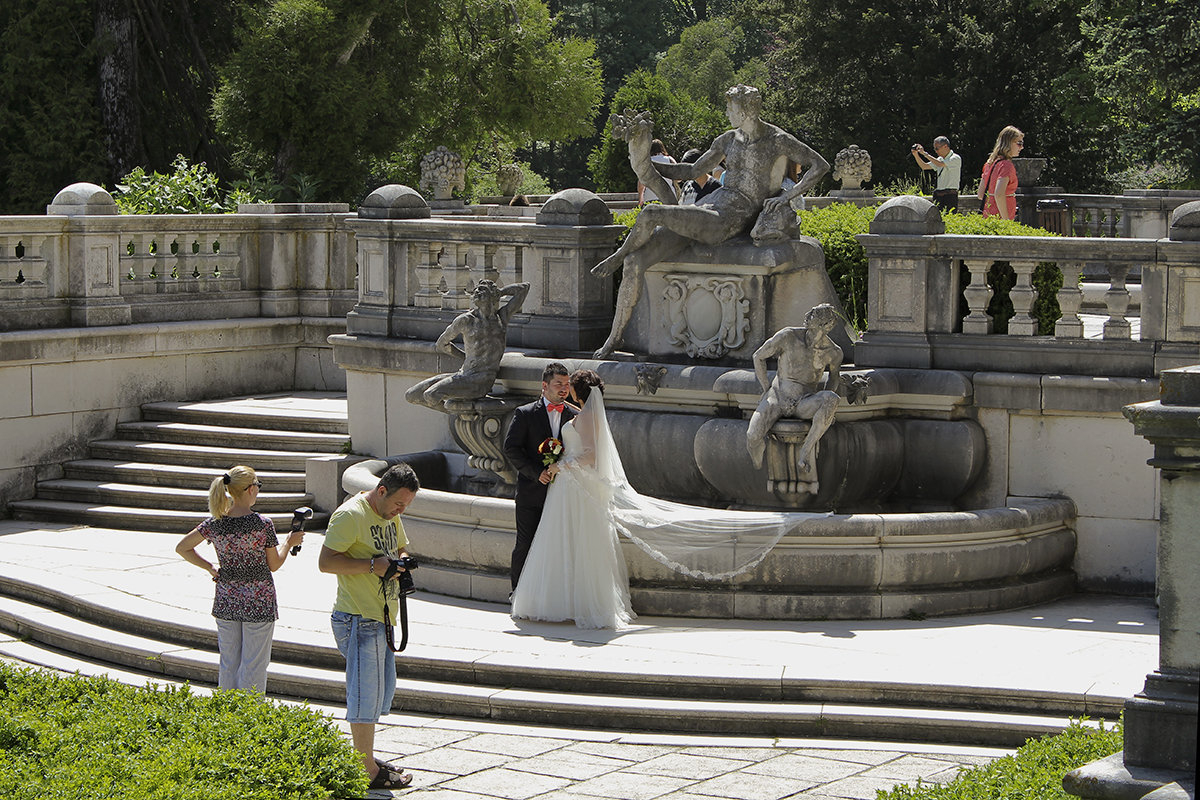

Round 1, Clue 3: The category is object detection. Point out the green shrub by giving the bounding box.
[113,155,277,214]
[875,718,1122,800]
[798,203,879,331]
[0,662,367,800]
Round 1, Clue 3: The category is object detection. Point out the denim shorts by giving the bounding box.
[331,610,396,724]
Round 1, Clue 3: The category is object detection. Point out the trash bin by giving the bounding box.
[1036,199,1072,235]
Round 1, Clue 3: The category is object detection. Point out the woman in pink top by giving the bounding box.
[979,126,1024,219]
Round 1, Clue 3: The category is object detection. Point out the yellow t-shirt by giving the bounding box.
[324,491,410,623]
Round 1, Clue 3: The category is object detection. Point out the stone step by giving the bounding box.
[88,439,328,471]
[33,479,314,513]
[0,592,1088,747]
[0,567,1122,723]
[141,398,349,435]
[115,421,348,453]
[8,500,328,534]
[62,460,308,492]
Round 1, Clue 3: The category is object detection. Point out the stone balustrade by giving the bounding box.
[344,186,622,351]
[856,196,1200,377]
[0,184,357,331]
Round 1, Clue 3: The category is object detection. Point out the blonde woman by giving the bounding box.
[979,126,1024,219]
[176,465,304,691]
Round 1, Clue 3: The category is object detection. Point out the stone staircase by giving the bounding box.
[0,569,1118,749]
[9,393,348,532]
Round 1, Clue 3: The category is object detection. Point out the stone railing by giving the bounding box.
[856,196,1200,377]
[0,184,357,332]
[345,185,623,351]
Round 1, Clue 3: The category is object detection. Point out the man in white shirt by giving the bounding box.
[912,135,962,212]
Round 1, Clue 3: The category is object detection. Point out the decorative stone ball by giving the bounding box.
[419,146,466,201]
[497,163,524,197]
[832,145,872,190]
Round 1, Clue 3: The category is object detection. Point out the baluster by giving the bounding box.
[441,243,471,310]
[137,233,154,279]
[1054,261,1085,339]
[961,259,994,334]
[413,242,443,308]
[1008,260,1038,335]
[1103,262,1132,340]
[479,245,500,287]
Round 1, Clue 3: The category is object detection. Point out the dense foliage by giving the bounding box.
[877,718,1123,800]
[113,156,272,214]
[1,0,1196,211]
[0,662,367,799]
[588,70,728,192]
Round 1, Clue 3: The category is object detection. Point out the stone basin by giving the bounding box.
[344,455,1077,620]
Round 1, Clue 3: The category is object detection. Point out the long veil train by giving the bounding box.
[577,392,831,580]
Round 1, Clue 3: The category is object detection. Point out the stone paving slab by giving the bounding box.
[0,519,1154,799]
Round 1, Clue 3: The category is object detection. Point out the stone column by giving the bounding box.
[46,183,132,327]
[1064,366,1200,800]
[1123,368,1200,769]
[344,185,431,337]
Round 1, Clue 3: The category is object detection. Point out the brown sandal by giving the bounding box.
[367,762,412,790]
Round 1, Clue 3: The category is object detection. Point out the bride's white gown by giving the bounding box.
[510,409,635,629]
[510,391,830,630]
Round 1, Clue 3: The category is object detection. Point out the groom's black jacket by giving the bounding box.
[503,399,577,510]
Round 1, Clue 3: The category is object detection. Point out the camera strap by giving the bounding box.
[383,593,409,653]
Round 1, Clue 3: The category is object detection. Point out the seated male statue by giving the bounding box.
[746,304,867,492]
[405,280,529,410]
[592,84,830,359]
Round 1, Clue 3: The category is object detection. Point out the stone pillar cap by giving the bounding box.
[868,195,945,235]
[358,184,432,219]
[535,188,612,226]
[47,183,117,216]
[1168,200,1200,241]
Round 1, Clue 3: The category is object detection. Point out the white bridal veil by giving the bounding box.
[568,390,830,581]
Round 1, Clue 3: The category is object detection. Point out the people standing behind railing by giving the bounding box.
[175,465,304,692]
[912,135,963,212]
[979,126,1024,220]
[639,140,677,205]
[679,149,721,205]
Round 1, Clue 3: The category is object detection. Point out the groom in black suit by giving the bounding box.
[503,362,575,590]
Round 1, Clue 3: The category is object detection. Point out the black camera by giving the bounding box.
[382,556,419,595]
[289,506,313,555]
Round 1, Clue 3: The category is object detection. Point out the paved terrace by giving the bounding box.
[0,522,1155,799]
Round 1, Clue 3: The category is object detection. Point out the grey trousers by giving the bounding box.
[215,618,275,691]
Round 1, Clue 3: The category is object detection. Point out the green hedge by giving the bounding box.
[876,718,1123,800]
[0,663,367,800]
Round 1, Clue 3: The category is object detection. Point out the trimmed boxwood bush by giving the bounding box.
[0,662,367,800]
[876,718,1123,800]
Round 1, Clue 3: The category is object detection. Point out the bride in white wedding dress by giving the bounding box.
[510,369,830,630]
[510,371,634,629]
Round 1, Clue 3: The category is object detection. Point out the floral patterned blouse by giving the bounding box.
[198,512,279,622]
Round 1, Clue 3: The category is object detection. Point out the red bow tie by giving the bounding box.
[547,403,565,413]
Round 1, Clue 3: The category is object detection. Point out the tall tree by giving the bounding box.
[0,0,107,213]
[1082,0,1200,187]
[747,0,1110,192]
[213,0,602,201]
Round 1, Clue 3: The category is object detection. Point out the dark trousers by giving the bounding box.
[932,189,958,213]
[511,503,543,589]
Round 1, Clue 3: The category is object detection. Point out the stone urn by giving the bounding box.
[1012,157,1047,187]
[832,145,872,190]
[419,146,466,201]
[496,163,523,197]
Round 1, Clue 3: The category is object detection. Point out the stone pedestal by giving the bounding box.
[444,395,524,485]
[623,235,854,363]
[1065,366,1200,799]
